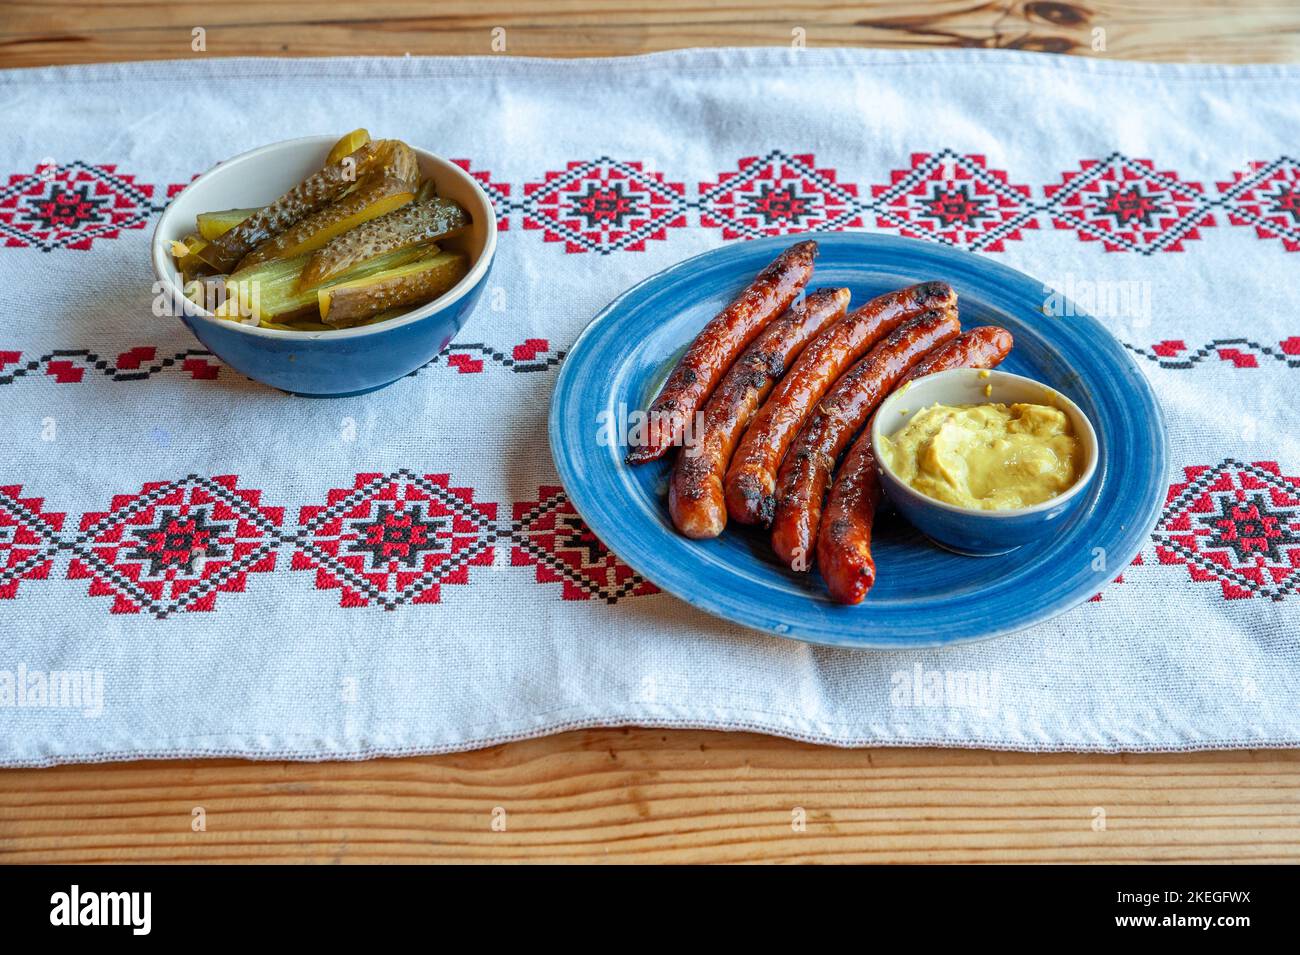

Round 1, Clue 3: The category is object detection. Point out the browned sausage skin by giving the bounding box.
[814,421,884,602]
[669,287,851,539]
[770,308,961,571]
[724,281,955,526]
[890,325,1013,389]
[626,240,818,465]
[817,326,1014,604]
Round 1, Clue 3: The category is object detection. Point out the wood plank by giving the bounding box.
[1,1,1298,68]
[3,730,1298,863]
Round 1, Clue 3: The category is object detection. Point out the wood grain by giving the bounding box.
[3,731,1299,863]
[1,1,1299,68]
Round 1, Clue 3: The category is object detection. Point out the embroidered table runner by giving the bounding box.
[2,49,1298,766]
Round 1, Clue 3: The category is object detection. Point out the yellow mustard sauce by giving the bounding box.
[880,402,1081,510]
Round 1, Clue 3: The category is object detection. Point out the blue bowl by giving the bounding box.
[870,368,1100,556]
[151,135,498,397]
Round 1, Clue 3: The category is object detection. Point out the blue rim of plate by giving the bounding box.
[548,232,1167,649]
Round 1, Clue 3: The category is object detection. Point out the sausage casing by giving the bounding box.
[626,240,817,465]
[816,326,1014,603]
[724,281,955,526]
[668,288,851,538]
[770,308,960,570]
[891,325,1014,388]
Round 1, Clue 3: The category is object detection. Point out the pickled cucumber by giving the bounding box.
[297,197,469,290]
[326,128,370,166]
[318,251,469,328]
[214,245,430,323]
[177,132,461,331]
[194,138,391,274]
[235,141,419,269]
[171,232,212,281]
[196,208,260,240]
[171,232,205,263]
[183,275,228,315]
[170,233,201,259]
[235,177,413,269]
[213,254,312,322]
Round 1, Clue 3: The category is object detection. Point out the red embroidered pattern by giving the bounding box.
[1125,337,1300,369]
[1044,155,1215,253]
[451,159,511,232]
[0,162,169,251]
[699,151,863,240]
[1155,460,1300,600]
[510,486,658,602]
[1217,157,1300,253]
[67,475,283,617]
[5,153,1295,255]
[523,158,687,253]
[872,151,1036,252]
[0,461,1290,614]
[0,474,653,614]
[0,486,65,600]
[291,471,496,609]
[0,340,566,388]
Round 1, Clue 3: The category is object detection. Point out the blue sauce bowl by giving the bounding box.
[151,135,497,397]
[870,368,1099,556]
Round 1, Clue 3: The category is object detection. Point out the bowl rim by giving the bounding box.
[869,367,1101,519]
[149,134,498,342]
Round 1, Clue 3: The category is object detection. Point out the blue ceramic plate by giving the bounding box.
[548,233,1167,649]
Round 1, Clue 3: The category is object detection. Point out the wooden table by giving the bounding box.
[2,1,1298,865]
[2,732,1299,863]
[2,1,1299,65]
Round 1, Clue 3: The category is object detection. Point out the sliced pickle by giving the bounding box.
[195,138,392,274]
[170,232,202,260]
[183,275,228,315]
[297,197,469,290]
[235,141,420,269]
[212,254,310,323]
[318,251,469,328]
[235,178,414,269]
[196,207,260,240]
[414,178,436,204]
[172,232,211,281]
[326,128,371,166]
[181,281,206,313]
[214,245,428,323]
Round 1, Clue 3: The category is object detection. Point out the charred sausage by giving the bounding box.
[724,281,955,525]
[626,240,817,465]
[817,326,1014,603]
[770,308,961,571]
[668,287,850,538]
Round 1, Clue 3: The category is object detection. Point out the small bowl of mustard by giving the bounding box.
[870,368,1099,556]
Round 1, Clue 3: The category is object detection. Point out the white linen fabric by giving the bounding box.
[1,49,1297,766]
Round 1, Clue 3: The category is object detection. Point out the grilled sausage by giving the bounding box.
[817,326,1014,603]
[626,240,817,465]
[724,281,955,526]
[770,308,960,571]
[668,287,850,538]
[891,325,1012,390]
